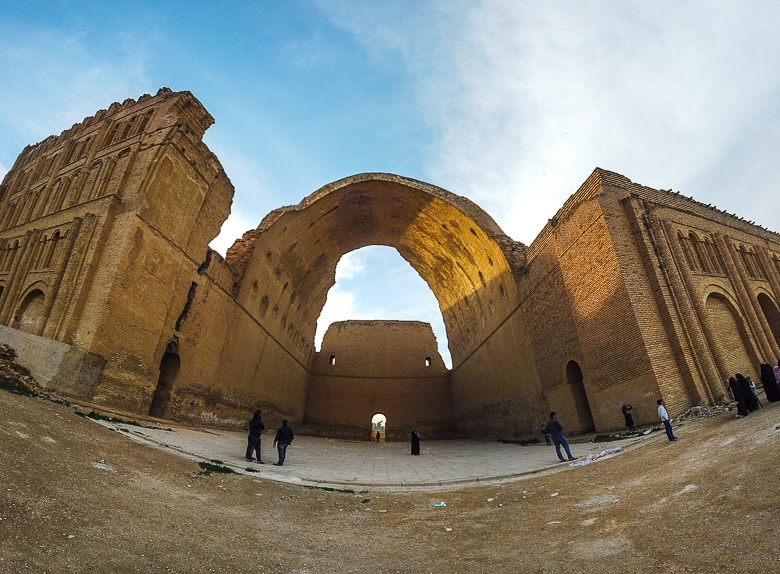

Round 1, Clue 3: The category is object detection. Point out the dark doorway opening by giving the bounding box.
[149,341,180,419]
[566,360,595,433]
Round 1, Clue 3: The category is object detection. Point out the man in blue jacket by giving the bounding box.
[546,412,577,463]
[273,419,294,466]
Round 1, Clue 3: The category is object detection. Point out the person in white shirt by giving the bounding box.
[657,399,678,442]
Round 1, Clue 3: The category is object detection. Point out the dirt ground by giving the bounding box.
[1,389,778,574]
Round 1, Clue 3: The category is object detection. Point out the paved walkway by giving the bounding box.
[93,419,660,492]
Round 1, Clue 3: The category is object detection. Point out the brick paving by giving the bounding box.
[95,419,659,492]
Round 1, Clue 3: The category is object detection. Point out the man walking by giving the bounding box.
[273,419,294,466]
[546,412,577,462]
[245,409,265,463]
[657,399,678,442]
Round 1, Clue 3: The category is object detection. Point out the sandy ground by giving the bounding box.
[1,389,778,574]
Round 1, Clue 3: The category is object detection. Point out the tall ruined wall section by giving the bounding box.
[0,88,235,412]
[521,168,780,432]
[520,171,652,433]
[605,172,780,419]
[306,320,454,439]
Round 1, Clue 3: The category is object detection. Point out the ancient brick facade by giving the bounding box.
[2,88,779,439]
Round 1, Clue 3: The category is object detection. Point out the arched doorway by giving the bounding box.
[13,288,46,335]
[371,413,386,442]
[757,292,780,351]
[706,293,755,376]
[149,341,180,419]
[566,360,594,433]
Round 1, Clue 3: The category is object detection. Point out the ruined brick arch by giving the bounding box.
[230,173,526,368]
[704,288,757,376]
[12,284,47,335]
[756,290,780,349]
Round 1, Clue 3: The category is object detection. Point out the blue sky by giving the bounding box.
[3,1,780,368]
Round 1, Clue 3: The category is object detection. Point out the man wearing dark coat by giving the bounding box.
[245,409,265,463]
[273,419,294,466]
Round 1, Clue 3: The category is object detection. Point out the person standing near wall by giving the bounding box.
[657,399,678,442]
[410,430,421,455]
[541,424,551,445]
[245,409,265,463]
[273,419,294,466]
[621,403,635,432]
[546,412,576,462]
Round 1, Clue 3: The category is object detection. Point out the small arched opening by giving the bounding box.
[371,413,387,442]
[566,360,595,434]
[757,292,780,351]
[149,341,181,419]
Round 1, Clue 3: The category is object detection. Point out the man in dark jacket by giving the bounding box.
[245,409,265,463]
[273,419,294,466]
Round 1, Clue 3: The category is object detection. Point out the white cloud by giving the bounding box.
[0,24,153,148]
[319,1,780,240]
[314,286,356,350]
[334,250,368,281]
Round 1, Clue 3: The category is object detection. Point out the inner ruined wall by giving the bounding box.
[305,320,453,439]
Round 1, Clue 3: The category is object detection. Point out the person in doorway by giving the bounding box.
[546,412,576,462]
[541,424,551,446]
[245,409,265,463]
[657,399,678,442]
[621,403,636,432]
[376,430,381,443]
[272,419,294,466]
[410,430,421,455]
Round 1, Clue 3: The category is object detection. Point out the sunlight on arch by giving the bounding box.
[315,246,451,368]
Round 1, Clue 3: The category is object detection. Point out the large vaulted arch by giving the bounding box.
[228,173,526,368]
[224,173,542,437]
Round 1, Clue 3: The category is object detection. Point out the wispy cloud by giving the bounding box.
[321,1,780,241]
[0,21,154,148]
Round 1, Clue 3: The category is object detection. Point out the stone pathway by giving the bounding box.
[93,419,659,492]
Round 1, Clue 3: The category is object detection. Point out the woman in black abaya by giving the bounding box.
[728,376,749,417]
[410,430,421,455]
[761,363,780,402]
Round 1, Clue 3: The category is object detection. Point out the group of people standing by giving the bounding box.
[244,409,294,466]
[727,373,763,417]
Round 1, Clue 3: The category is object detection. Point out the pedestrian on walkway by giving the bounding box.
[657,399,678,442]
[541,424,551,445]
[410,430,421,455]
[621,403,635,432]
[546,412,576,462]
[245,409,265,463]
[272,419,294,466]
